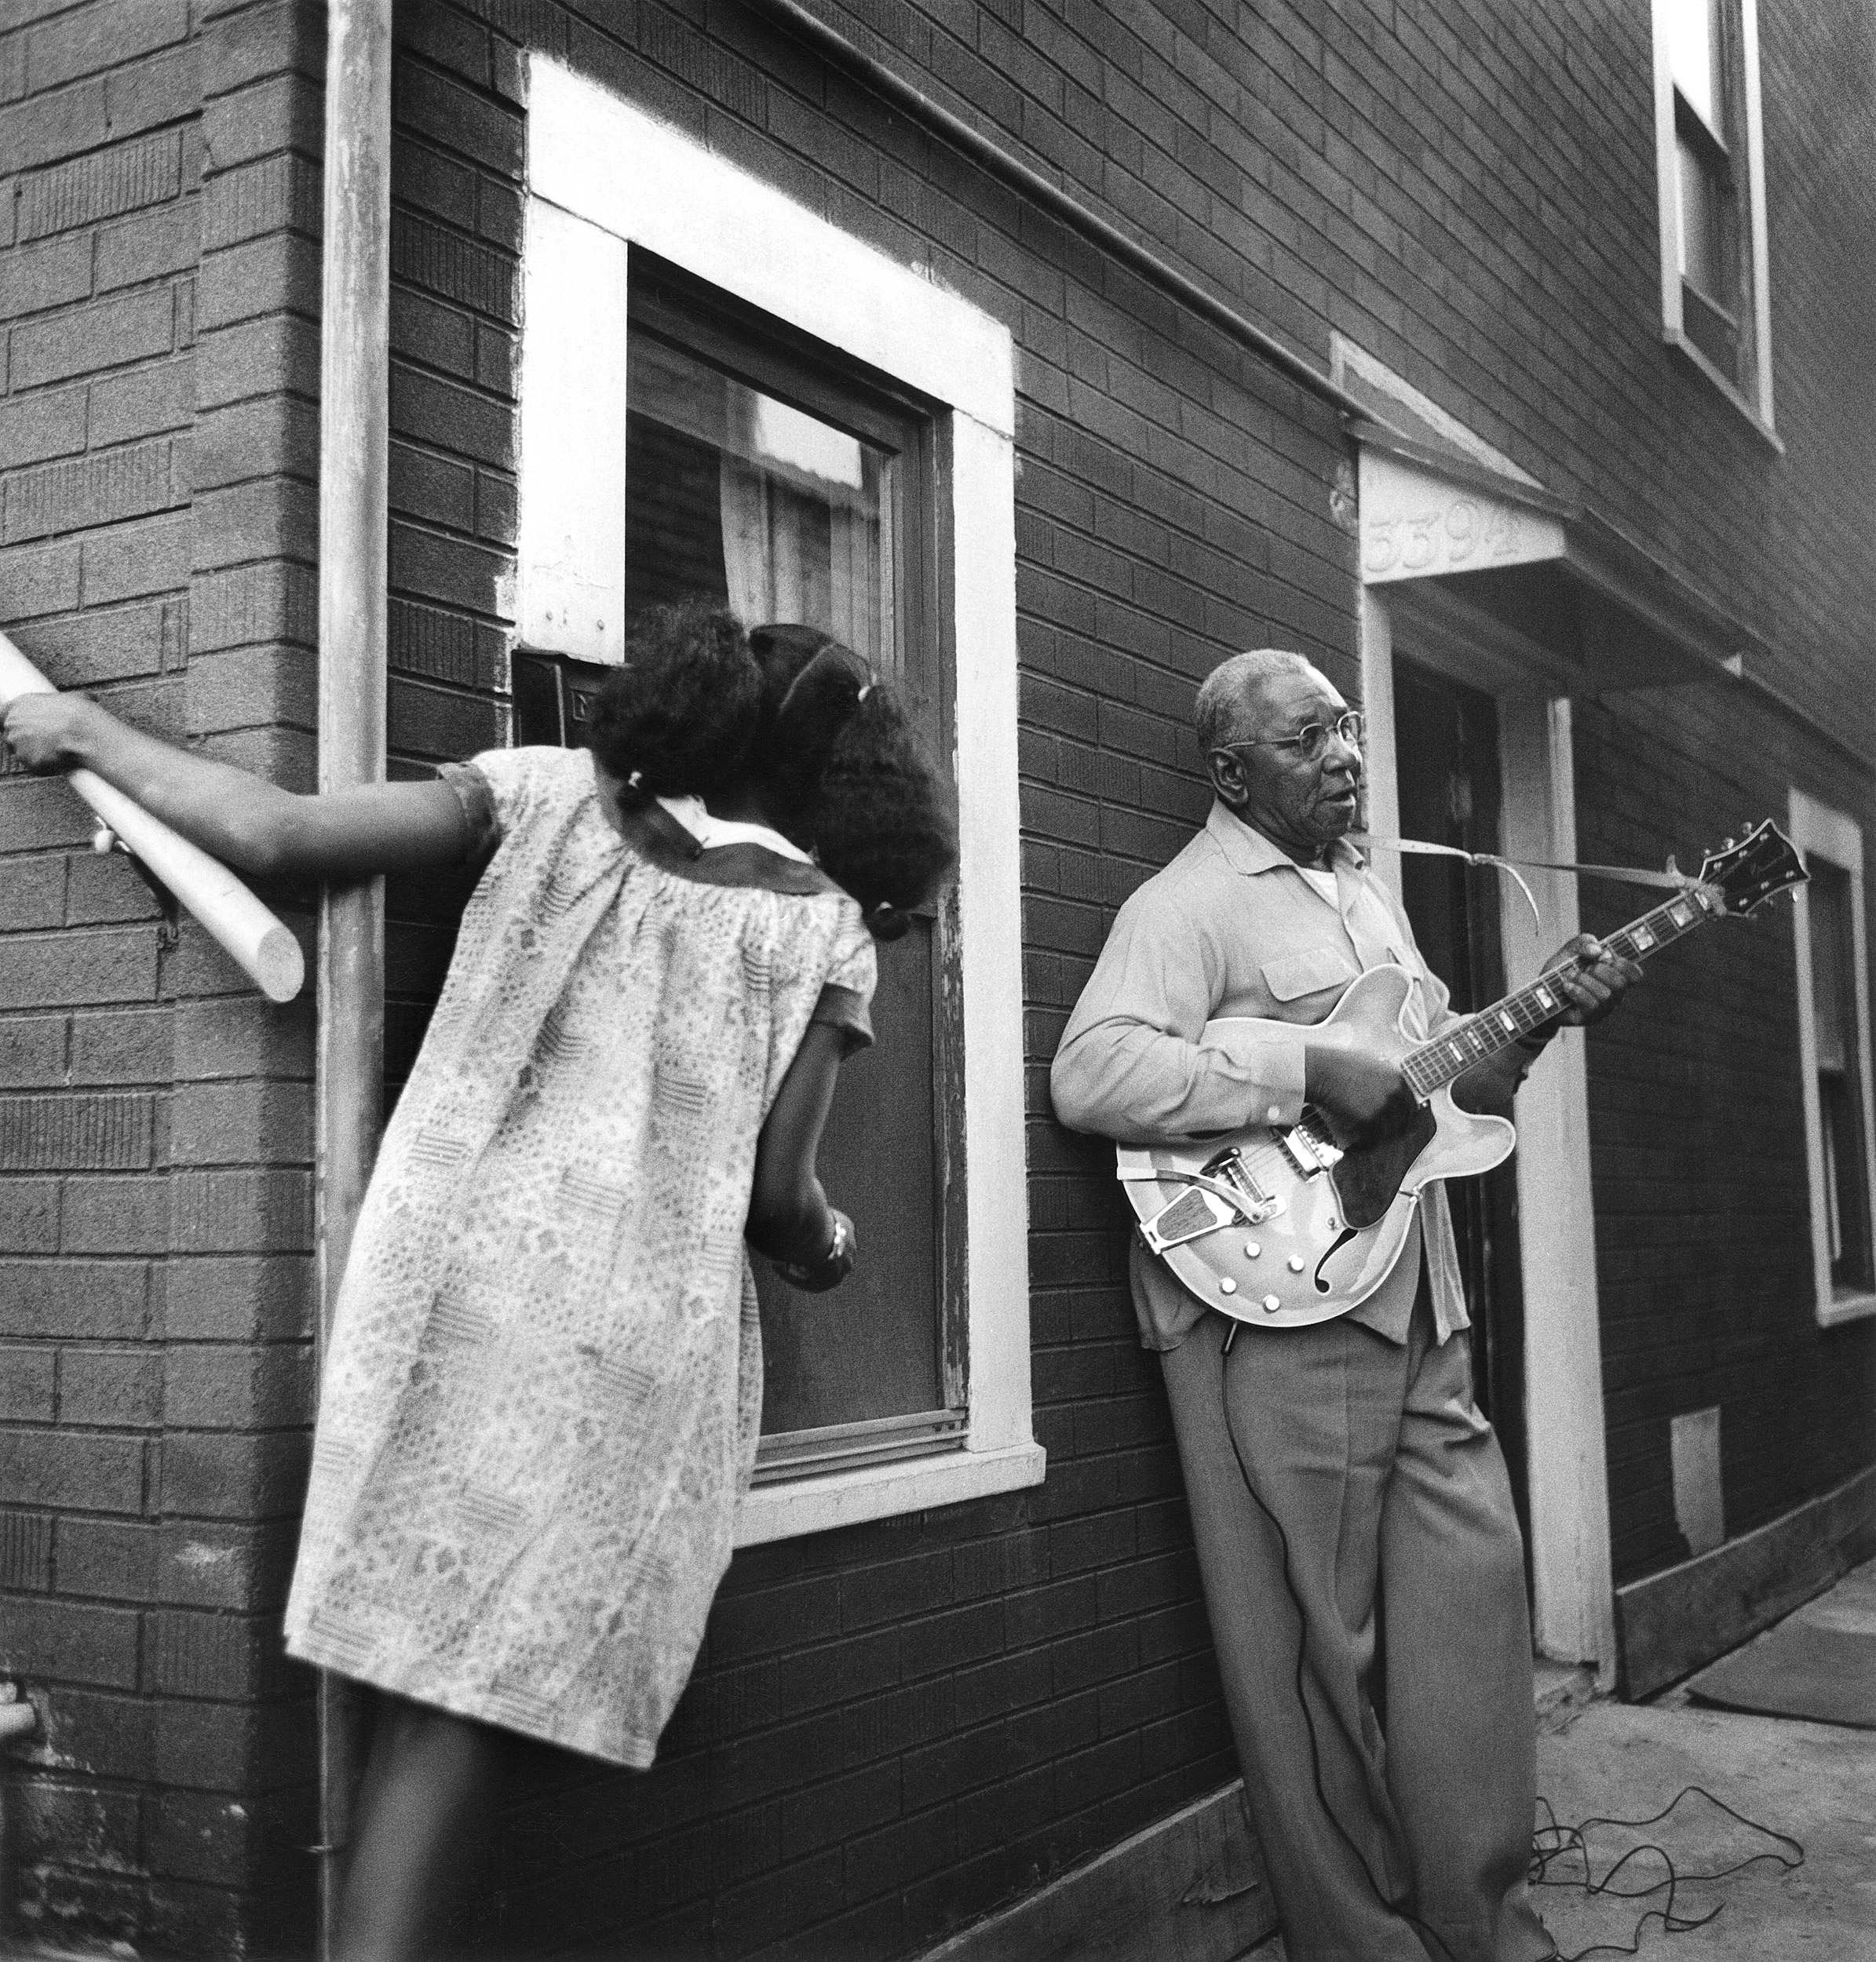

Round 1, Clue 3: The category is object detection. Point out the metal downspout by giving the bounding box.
[314,2,391,1955]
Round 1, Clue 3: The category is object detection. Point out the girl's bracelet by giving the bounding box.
[772,1209,856,1293]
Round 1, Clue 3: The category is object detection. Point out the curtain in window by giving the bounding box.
[717,388,878,658]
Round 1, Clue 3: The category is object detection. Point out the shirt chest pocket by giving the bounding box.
[1258,947,1358,1019]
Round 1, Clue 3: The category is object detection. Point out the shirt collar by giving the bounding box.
[1204,800,1367,878]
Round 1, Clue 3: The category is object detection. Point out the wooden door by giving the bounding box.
[1391,659,1531,1563]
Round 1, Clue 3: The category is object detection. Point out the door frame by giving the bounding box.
[1361,587,1618,1686]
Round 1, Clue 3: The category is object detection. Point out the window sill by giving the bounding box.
[734,1439,1046,1546]
[1817,1289,1876,1329]
[1663,329,1784,454]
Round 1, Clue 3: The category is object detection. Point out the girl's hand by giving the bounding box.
[3,691,101,774]
[772,1209,856,1293]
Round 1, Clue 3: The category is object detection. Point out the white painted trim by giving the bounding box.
[1649,0,1684,341]
[1495,703,1615,1683]
[527,60,1013,438]
[1357,588,1401,906]
[515,203,629,662]
[1787,789,1876,1329]
[951,413,1035,1456]
[1739,0,1775,425]
[1331,334,1541,487]
[1648,0,1776,429]
[1662,330,1785,453]
[520,52,1038,1543]
[735,1442,1046,1547]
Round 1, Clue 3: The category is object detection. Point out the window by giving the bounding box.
[1789,792,1876,1327]
[518,59,1040,1539]
[1650,0,1776,434]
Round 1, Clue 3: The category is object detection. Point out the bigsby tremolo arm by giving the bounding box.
[1125,1147,1285,1254]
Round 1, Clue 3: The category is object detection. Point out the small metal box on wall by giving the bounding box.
[511,649,615,749]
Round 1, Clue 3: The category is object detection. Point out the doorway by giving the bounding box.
[1391,658,1532,1562]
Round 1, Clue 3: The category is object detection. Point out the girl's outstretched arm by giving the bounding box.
[747,1023,855,1288]
[2,692,469,879]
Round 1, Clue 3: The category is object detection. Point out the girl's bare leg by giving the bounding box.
[335,1696,505,1961]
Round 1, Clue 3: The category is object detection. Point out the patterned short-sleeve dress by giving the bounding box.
[283,746,877,1768]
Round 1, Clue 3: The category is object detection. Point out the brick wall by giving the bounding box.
[381,1,1344,1953]
[0,1,328,1952]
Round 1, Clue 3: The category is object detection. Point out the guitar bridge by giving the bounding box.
[1201,1147,1283,1224]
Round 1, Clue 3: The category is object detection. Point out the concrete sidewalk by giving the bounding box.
[1528,1699,1874,1959]
[1239,1559,1876,1960]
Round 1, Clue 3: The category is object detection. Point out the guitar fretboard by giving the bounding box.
[1400,884,1722,1100]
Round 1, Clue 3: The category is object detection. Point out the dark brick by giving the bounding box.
[56,1515,159,1599]
[96,201,201,291]
[0,1592,139,1687]
[9,288,176,390]
[155,1428,309,1519]
[0,1507,53,1588]
[60,1345,162,1426]
[0,1345,56,1421]
[0,1425,145,1511]
[0,1178,60,1252]
[0,233,93,320]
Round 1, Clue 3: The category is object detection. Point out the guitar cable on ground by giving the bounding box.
[1527,1787,1805,1961]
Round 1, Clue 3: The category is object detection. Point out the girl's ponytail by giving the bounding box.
[750,629,958,935]
[588,603,765,808]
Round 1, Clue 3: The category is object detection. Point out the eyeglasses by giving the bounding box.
[1225,711,1364,763]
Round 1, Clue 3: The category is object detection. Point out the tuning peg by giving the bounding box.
[1722,837,1735,849]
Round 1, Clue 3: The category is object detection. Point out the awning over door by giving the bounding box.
[1356,421,1762,698]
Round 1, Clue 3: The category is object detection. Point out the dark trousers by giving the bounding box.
[1159,1296,1552,1962]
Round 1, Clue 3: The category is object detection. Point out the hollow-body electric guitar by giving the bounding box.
[1117,822,1807,1329]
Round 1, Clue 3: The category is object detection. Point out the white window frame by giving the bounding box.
[1788,790,1876,1329]
[1648,0,1778,443]
[518,57,1042,1542]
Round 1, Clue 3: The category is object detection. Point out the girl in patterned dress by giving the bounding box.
[2,606,955,1959]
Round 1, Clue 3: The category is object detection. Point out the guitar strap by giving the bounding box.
[1347,833,1695,930]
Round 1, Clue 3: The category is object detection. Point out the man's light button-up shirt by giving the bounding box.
[1051,800,1472,1351]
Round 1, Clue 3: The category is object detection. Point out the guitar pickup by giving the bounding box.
[1274,1118,1341,1179]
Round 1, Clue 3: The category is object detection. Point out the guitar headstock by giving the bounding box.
[1697,819,1808,916]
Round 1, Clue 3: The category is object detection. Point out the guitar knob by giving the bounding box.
[1261,1294,1281,1313]
[1219,1277,1237,1295]
[1243,1241,1261,1259]
[1287,1255,1306,1273]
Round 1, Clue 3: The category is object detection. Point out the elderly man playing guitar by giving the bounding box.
[1052,649,1638,1962]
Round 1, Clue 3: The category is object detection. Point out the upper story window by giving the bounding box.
[1789,791,1876,1328]
[1651,0,1776,436]
[516,59,1039,1541]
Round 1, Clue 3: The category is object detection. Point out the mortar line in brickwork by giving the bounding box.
[746,0,1373,424]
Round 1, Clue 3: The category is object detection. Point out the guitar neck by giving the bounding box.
[1400,882,1724,1099]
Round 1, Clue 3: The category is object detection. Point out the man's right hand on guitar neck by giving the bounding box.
[1301,1040,1419,1151]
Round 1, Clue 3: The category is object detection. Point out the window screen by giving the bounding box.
[621,265,965,1480]
[1807,862,1874,1293]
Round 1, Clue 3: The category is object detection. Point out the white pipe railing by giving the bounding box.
[0,634,304,1003]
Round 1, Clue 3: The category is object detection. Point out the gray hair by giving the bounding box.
[1194,648,1319,754]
